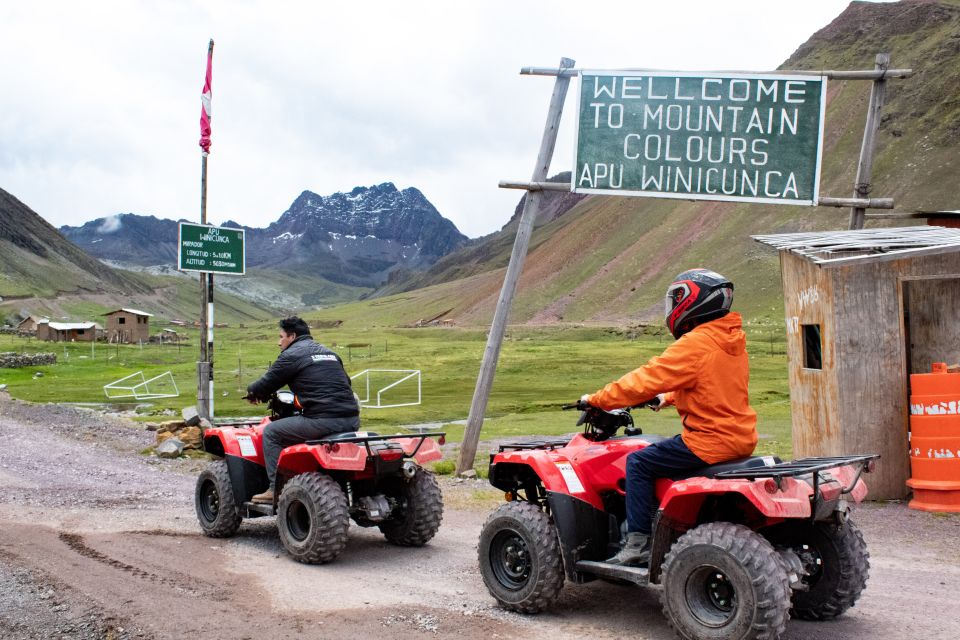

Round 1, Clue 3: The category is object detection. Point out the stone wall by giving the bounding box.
[0,352,57,368]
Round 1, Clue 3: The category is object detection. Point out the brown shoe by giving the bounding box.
[251,488,274,504]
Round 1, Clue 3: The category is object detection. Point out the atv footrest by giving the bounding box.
[243,502,275,517]
[575,560,649,586]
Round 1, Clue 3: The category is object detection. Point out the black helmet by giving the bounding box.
[664,269,733,339]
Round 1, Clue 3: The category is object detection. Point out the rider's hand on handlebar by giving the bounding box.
[579,394,592,410]
[243,393,261,405]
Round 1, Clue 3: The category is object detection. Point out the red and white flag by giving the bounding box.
[199,40,214,154]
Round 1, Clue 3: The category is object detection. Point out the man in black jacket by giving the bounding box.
[246,316,360,503]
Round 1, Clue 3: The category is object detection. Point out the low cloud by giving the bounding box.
[98,214,122,233]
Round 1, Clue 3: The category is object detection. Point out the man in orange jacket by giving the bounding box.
[583,269,758,566]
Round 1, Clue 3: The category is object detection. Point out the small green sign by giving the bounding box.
[178,222,245,275]
[573,71,826,205]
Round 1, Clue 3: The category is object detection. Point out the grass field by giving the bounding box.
[0,321,793,466]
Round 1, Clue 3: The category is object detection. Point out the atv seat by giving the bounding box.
[670,455,782,480]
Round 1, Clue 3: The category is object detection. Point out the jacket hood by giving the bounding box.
[690,312,746,355]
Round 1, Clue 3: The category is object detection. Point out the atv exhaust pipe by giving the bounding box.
[401,461,418,479]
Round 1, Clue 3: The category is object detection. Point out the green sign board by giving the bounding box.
[573,71,826,205]
[178,222,245,275]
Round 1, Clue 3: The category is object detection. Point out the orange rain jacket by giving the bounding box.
[587,312,758,464]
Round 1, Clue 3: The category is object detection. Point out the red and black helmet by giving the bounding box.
[664,269,734,339]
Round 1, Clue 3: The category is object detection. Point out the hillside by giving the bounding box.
[0,187,150,300]
[314,0,960,329]
[0,187,272,326]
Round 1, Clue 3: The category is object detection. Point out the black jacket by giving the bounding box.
[247,335,359,418]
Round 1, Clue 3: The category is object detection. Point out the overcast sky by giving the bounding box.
[0,1,875,238]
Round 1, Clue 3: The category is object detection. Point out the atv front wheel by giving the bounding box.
[277,472,349,564]
[379,468,443,546]
[767,520,869,620]
[661,522,791,640]
[195,460,242,538]
[477,501,563,614]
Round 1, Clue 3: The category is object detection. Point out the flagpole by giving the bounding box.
[197,38,214,420]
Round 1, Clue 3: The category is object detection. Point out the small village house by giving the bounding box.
[36,320,97,342]
[104,308,153,344]
[16,315,48,333]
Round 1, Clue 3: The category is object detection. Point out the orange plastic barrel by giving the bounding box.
[907,362,960,512]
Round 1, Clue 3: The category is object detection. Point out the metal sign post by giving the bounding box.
[455,57,575,476]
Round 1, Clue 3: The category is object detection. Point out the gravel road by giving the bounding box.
[1,392,959,639]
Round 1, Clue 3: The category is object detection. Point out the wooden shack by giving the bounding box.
[104,308,153,344]
[37,321,97,342]
[753,226,960,499]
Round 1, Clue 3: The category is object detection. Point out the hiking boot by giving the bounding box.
[606,532,650,566]
[251,488,274,504]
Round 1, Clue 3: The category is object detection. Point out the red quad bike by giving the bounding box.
[195,391,446,564]
[478,402,879,640]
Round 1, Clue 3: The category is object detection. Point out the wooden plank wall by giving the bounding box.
[905,276,960,374]
[833,261,909,499]
[780,253,842,459]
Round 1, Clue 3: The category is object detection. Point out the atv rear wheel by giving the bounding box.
[767,520,869,620]
[378,468,443,546]
[661,522,791,640]
[277,472,349,564]
[478,501,563,614]
[195,460,242,538]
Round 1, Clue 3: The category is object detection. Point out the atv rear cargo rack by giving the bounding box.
[715,454,879,522]
[307,431,446,458]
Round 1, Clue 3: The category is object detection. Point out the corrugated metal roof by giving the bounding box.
[104,308,153,317]
[752,226,960,267]
[47,322,97,331]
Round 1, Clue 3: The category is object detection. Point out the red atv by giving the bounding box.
[478,402,878,640]
[195,391,445,563]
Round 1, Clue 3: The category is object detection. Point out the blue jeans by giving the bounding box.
[626,434,705,535]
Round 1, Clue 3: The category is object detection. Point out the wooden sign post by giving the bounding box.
[455,57,575,476]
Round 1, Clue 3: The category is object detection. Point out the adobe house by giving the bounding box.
[37,321,97,342]
[753,226,960,500]
[104,308,153,344]
[16,315,48,333]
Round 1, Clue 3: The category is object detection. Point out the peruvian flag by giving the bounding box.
[199,40,214,154]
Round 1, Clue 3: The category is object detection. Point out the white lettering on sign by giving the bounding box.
[796,286,820,310]
[555,462,585,494]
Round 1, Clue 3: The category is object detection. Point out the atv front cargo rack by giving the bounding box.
[497,437,573,452]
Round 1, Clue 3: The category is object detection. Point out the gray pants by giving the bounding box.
[262,414,360,485]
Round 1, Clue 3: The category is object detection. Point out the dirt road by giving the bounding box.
[1,394,959,639]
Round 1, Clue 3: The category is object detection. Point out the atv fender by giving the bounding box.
[202,425,266,465]
[658,476,813,526]
[490,456,604,510]
[277,442,367,475]
[395,436,443,464]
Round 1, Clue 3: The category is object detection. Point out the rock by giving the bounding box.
[144,422,160,431]
[459,469,477,479]
[179,426,203,449]
[155,430,175,445]
[198,418,213,431]
[33,371,44,378]
[181,406,201,426]
[158,419,186,432]
[0,383,7,391]
[156,438,185,458]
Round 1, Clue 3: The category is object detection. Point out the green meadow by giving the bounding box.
[0,322,792,464]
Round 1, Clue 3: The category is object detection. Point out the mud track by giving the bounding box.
[0,394,958,639]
